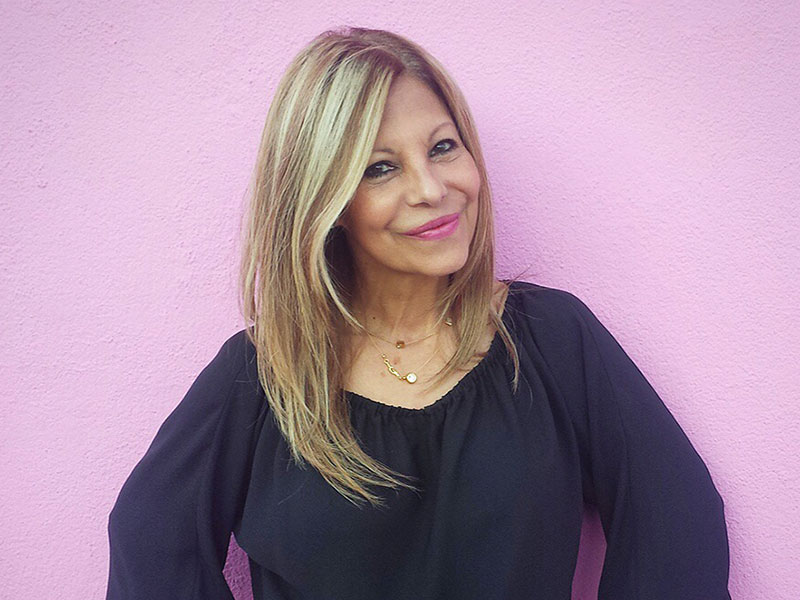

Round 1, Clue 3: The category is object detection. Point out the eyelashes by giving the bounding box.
[363,138,459,180]
[363,163,393,180]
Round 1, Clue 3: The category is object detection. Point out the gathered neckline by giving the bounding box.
[345,280,517,417]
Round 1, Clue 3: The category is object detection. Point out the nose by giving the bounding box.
[406,161,447,206]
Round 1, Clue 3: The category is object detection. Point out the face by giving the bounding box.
[338,74,481,283]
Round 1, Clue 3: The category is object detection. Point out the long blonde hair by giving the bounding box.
[238,26,520,508]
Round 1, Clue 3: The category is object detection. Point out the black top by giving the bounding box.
[105,280,731,599]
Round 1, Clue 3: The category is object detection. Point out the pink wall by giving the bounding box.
[2,2,798,598]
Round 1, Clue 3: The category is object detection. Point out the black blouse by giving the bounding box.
[105,280,731,599]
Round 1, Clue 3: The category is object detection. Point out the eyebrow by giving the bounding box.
[372,121,455,155]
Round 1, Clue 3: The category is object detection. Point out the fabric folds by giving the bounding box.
[104,281,731,599]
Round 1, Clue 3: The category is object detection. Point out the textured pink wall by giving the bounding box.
[2,2,798,598]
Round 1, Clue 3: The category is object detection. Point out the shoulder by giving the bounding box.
[502,279,618,370]
[505,279,596,332]
[216,327,256,369]
[213,327,263,394]
[505,280,640,385]
[169,329,265,423]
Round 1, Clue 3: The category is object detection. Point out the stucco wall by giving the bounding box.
[2,2,798,598]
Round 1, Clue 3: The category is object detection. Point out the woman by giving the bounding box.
[105,27,731,599]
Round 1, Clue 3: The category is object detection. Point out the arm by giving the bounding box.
[105,331,267,599]
[562,291,731,598]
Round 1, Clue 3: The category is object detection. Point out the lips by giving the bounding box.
[403,212,460,236]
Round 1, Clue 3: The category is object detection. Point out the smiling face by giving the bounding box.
[338,74,481,285]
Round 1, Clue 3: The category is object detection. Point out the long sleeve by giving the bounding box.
[561,291,731,598]
[105,330,267,599]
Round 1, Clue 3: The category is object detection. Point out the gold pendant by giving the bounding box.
[405,372,417,383]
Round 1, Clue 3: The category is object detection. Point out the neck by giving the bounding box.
[350,273,451,340]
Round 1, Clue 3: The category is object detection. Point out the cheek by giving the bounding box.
[344,191,393,234]
[461,159,481,232]
[455,152,481,195]
[469,159,481,194]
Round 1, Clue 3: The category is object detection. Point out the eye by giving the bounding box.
[431,138,458,156]
[363,161,395,180]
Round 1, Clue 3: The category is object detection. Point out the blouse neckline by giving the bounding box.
[345,280,517,418]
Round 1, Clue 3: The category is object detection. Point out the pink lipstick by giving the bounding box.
[403,213,460,240]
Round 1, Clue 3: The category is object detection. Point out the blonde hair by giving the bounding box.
[238,26,521,508]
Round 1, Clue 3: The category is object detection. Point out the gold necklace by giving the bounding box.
[363,316,453,349]
[363,317,453,384]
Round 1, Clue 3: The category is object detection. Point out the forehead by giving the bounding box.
[374,74,453,139]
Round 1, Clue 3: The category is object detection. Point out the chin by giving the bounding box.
[418,253,470,277]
